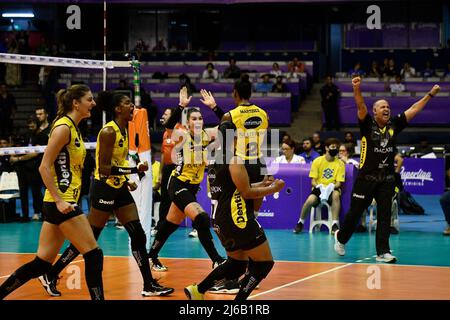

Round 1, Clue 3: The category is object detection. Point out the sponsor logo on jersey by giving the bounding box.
[352,193,365,199]
[322,168,334,180]
[55,148,71,193]
[231,189,247,229]
[374,146,393,153]
[244,116,263,129]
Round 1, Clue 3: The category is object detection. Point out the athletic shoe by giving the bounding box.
[150,229,158,237]
[443,226,450,236]
[151,258,168,272]
[331,224,339,235]
[142,280,174,296]
[390,226,399,235]
[188,229,198,238]
[32,213,40,221]
[376,253,397,263]
[212,257,226,269]
[38,274,61,297]
[184,284,204,300]
[293,222,303,234]
[209,279,240,294]
[334,230,345,256]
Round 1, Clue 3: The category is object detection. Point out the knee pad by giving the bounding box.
[124,220,147,251]
[223,257,248,280]
[19,256,52,279]
[192,212,211,231]
[83,248,104,274]
[248,260,274,281]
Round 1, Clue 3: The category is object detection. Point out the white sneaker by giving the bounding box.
[188,229,198,238]
[334,230,345,256]
[376,253,397,263]
[150,229,158,237]
[32,214,40,221]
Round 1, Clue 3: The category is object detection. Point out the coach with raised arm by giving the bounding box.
[334,76,440,263]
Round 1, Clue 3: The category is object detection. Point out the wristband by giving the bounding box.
[427,93,435,98]
[212,105,225,119]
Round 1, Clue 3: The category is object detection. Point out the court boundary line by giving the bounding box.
[1,252,449,270]
[248,263,354,299]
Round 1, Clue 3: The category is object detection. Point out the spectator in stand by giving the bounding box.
[134,39,148,59]
[299,137,320,164]
[270,63,282,78]
[0,137,18,222]
[274,140,306,164]
[320,75,341,131]
[422,61,435,78]
[202,63,219,80]
[152,38,167,52]
[179,73,197,96]
[348,62,365,77]
[287,57,304,79]
[339,143,359,168]
[255,73,273,93]
[5,39,22,87]
[35,106,50,142]
[416,136,433,155]
[293,138,346,234]
[41,66,59,120]
[223,58,241,79]
[9,117,45,222]
[390,75,406,93]
[383,58,397,78]
[116,78,133,96]
[344,131,356,149]
[272,75,288,93]
[312,131,325,155]
[368,61,382,78]
[36,36,49,56]
[400,62,416,79]
[0,84,17,138]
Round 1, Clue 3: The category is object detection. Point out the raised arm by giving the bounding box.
[352,76,368,120]
[229,156,284,199]
[404,85,440,122]
[199,89,225,120]
[165,87,192,129]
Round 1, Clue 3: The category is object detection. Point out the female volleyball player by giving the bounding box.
[185,121,285,300]
[38,91,174,297]
[0,84,104,300]
[148,87,226,271]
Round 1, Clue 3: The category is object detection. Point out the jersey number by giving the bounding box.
[211,199,218,220]
[113,177,120,186]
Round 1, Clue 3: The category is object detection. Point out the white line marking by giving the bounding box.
[248,263,354,299]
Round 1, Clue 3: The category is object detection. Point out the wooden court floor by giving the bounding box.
[1,253,449,300]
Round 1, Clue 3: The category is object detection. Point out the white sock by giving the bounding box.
[332,220,339,226]
[299,218,305,224]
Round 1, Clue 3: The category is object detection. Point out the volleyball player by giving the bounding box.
[148,87,226,271]
[184,121,285,300]
[0,85,104,300]
[334,76,440,263]
[38,91,174,297]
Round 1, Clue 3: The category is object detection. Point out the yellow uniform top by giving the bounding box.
[229,104,269,160]
[171,129,209,185]
[309,155,346,187]
[94,120,129,189]
[43,116,86,203]
[152,160,161,193]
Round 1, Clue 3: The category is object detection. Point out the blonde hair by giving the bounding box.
[54,84,91,123]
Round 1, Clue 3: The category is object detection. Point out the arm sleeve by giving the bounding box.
[212,105,225,120]
[393,112,408,134]
[358,113,372,136]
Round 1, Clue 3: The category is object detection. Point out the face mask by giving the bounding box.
[329,149,338,157]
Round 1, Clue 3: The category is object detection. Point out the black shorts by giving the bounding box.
[310,187,338,207]
[244,157,267,184]
[42,202,84,225]
[90,179,135,212]
[212,214,267,252]
[168,176,200,212]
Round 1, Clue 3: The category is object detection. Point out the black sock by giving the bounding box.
[235,260,274,301]
[197,257,247,294]
[83,248,104,300]
[124,220,154,286]
[47,226,103,280]
[148,220,179,259]
[193,213,222,262]
[0,256,51,299]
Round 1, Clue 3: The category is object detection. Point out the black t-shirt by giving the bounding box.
[359,112,408,176]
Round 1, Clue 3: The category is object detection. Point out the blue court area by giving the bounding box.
[1,195,449,268]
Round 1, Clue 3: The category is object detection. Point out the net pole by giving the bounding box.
[102,0,107,125]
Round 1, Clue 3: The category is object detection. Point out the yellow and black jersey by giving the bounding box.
[229,104,269,160]
[94,120,129,188]
[43,116,86,203]
[171,129,209,185]
[359,113,408,175]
